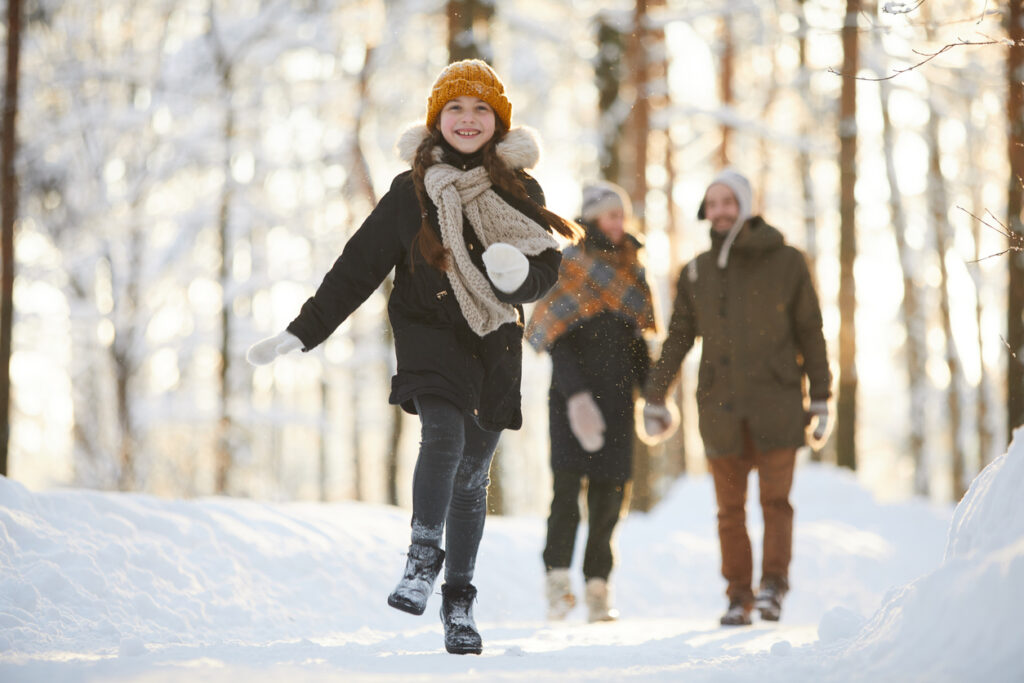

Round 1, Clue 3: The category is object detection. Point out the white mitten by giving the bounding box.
[246,331,302,366]
[637,398,680,445]
[806,399,830,443]
[482,242,529,294]
[567,392,606,452]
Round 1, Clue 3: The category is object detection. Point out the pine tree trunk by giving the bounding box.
[718,16,734,167]
[1006,0,1024,438]
[836,0,860,470]
[447,0,493,63]
[0,0,22,477]
[594,15,626,181]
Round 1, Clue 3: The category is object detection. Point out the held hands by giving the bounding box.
[567,392,606,452]
[806,399,830,445]
[246,331,302,366]
[482,242,529,294]
[637,398,680,445]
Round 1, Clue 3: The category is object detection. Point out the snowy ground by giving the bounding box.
[2,433,1024,682]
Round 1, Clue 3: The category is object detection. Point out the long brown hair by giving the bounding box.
[410,120,583,271]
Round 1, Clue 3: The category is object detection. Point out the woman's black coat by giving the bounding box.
[547,230,650,481]
[286,151,561,432]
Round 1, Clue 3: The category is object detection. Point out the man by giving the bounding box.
[643,169,831,626]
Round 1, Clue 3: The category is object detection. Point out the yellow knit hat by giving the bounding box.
[425,59,512,130]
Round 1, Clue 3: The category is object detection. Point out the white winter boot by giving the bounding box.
[545,568,576,620]
[585,577,619,623]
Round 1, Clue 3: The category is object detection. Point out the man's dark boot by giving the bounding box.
[387,544,445,616]
[440,583,482,655]
[755,576,788,622]
[720,598,753,626]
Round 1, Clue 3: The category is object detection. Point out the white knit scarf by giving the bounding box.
[423,162,558,337]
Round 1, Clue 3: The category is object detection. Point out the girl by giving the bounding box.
[246,59,581,655]
[525,181,657,622]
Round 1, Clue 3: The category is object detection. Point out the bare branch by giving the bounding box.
[960,206,1024,262]
[829,37,1005,81]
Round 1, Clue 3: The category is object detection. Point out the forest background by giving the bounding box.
[0,0,1021,515]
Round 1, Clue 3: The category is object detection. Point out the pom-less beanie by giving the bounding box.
[426,59,512,130]
[580,181,632,222]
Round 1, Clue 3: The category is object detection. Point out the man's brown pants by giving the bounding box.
[706,424,796,606]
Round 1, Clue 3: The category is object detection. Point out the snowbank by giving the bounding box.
[831,429,1024,682]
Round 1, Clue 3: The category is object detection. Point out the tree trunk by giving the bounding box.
[595,15,626,181]
[207,4,238,494]
[921,10,967,500]
[877,37,929,496]
[926,108,966,500]
[446,0,493,63]
[1006,0,1024,438]
[0,0,22,477]
[836,0,860,470]
[718,16,734,167]
[965,100,995,470]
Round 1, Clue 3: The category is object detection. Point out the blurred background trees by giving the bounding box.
[0,0,1017,511]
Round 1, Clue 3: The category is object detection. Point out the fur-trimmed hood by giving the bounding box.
[396,124,541,170]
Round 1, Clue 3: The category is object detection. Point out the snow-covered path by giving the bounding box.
[2,439,1023,682]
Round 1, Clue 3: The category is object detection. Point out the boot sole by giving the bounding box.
[445,643,482,655]
[387,594,426,616]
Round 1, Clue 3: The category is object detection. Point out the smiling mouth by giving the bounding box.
[455,129,479,137]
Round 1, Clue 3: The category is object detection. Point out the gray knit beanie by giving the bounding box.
[581,181,631,222]
[697,168,753,268]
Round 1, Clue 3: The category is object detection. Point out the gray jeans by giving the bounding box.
[410,394,500,587]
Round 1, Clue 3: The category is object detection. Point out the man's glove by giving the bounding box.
[246,331,302,366]
[567,391,606,452]
[638,399,679,445]
[482,242,529,294]
[806,399,830,444]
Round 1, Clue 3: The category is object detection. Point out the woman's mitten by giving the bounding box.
[567,391,606,452]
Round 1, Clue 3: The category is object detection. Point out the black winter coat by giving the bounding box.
[286,144,562,432]
[547,230,650,482]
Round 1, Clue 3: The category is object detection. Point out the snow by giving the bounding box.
[2,432,1024,682]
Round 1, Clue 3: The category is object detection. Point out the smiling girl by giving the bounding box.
[246,60,581,655]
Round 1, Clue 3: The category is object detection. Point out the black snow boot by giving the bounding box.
[387,544,445,616]
[440,583,482,655]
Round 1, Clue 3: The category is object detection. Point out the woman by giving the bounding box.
[526,181,657,622]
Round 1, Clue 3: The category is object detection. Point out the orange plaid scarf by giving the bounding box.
[526,237,656,352]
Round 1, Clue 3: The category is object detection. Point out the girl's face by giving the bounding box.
[594,207,626,246]
[437,96,496,155]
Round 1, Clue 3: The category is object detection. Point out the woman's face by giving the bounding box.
[437,96,496,155]
[595,207,626,246]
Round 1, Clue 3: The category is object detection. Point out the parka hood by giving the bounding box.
[396,124,542,170]
[710,216,784,258]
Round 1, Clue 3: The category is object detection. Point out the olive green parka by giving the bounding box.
[647,217,831,457]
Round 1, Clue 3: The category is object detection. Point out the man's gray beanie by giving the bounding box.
[697,168,753,268]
